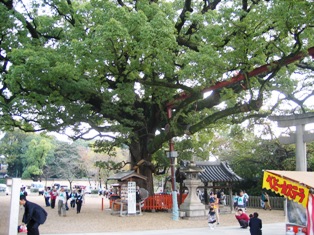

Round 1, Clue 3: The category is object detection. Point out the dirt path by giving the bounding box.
[0,194,285,234]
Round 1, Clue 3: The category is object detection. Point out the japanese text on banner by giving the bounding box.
[263,171,309,208]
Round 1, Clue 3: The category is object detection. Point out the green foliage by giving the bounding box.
[95,160,123,171]
[91,189,99,194]
[46,142,86,181]
[22,138,52,180]
[30,188,39,193]
[0,129,128,188]
[306,141,314,171]
[217,127,300,195]
[0,134,24,177]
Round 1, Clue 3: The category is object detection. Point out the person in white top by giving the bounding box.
[237,191,246,210]
[43,187,51,207]
[243,190,249,210]
[76,189,84,214]
[57,187,67,217]
[220,192,226,206]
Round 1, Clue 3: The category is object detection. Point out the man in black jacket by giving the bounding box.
[19,195,48,235]
[249,212,262,235]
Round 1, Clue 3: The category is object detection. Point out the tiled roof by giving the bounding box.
[197,161,242,182]
[107,170,147,181]
[180,160,242,183]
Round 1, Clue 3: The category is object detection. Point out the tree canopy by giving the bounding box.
[216,124,314,195]
[0,130,121,185]
[1,0,314,194]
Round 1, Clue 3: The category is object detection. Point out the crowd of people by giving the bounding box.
[42,186,85,215]
[21,185,86,217]
[232,190,249,211]
[19,184,88,234]
[206,189,270,235]
[19,184,271,235]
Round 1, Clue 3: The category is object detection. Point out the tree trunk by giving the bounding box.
[129,138,155,195]
[140,165,154,195]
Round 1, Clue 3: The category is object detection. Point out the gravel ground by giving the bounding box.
[0,194,285,234]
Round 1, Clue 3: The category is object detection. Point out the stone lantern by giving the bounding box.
[179,161,206,218]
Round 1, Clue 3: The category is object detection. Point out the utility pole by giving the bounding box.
[167,107,179,221]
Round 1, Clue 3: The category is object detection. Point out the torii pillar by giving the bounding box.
[270,113,314,171]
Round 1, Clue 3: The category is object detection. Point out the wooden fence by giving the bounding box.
[225,195,285,210]
[141,194,285,211]
[142,194,188,211]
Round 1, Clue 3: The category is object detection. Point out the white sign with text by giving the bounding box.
[128,182,136,214]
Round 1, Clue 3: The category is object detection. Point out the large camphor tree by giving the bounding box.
[1,0,314,194]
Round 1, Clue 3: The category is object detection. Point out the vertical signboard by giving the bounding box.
[128,182,136,214]
[9,178,21,235]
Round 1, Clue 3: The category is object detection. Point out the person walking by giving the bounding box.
[43,187,51,207]
[20,186,28,198]
[243,190,249,210]
[50,187,58,209]
[263,192,272,210]
[69,189,77,208]
[19,195,47,235]
[233,192,238,211]
[57,187,67,217]
[249,212,262,235]
[235,208,249,228]
[76,189,84,214]
[213,192,220,225]
[260,191,265,209]
[220,191,226,206]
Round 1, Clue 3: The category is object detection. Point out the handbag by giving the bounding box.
[18,225,27,233]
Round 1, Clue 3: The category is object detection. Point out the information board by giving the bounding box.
[127,182,136,214]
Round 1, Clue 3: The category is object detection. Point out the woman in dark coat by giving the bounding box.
[20,195,47,235]
[249,212,262,235]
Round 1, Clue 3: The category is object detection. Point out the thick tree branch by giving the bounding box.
[297,62,314,71]
[175,0,193,34]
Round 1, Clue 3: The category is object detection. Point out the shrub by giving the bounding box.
[91,189,98,194]
[30,188,39,193]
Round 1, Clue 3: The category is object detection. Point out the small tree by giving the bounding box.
[22,139,52,181]
[48,142,84,190]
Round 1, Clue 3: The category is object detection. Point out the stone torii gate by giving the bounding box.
[270,112,314,172]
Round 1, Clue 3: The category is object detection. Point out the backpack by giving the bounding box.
[76,194,83,203]
[37,207,48,224]
[209,196,215,203]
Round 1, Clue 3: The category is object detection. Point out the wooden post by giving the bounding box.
[9,178,21,235]
[228,185,233,212]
